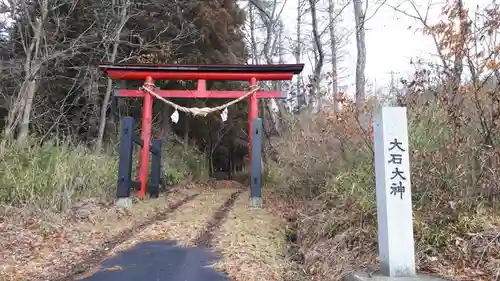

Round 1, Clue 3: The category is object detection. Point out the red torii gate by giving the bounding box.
[98,63,304,200]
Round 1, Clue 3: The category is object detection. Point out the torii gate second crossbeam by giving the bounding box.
[98,63,304,205]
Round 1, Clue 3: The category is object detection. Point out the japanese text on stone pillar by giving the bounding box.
[388,138,406,199]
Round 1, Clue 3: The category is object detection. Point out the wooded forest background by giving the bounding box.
[0,0,276,174]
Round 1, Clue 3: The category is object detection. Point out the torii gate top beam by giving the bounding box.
[98,63,304,81]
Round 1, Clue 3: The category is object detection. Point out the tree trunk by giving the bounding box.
[447,0,465,127]
[95,0,130,151]
[295,0,304,111]
[309,0,324,111]
[16,0,48,143]
[353,0,366,108]
[17,79,37,142]
[328,0,339,111]
[249,3,259,64]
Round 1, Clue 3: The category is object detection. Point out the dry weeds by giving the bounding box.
[212,190,303,281]
[0,184,202,281]
[268,103,500,281]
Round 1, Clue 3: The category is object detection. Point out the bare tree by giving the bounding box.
[3,0,91,142]
[95,0,131,151]
[3,0,50,141]
[296,0,349,112]
[247,0,289,134]
[93,0,199,150]
[328,0,339,111]
[308,0,324,111]
[294,0,305,111]
[248,3,259,63]
[389,0,469,125]
[248,0,286,64]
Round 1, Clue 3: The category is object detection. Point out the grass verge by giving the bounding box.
[212,190,305,281]
[0,138,207,211]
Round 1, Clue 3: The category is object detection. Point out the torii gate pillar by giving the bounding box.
[248,77,258,166]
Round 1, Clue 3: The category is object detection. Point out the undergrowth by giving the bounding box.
[268,100,500,280]
[0,137,207,212]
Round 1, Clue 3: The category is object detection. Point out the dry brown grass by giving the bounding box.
[267,96,500,281]
[0,184,203,281]
[212,190,304,281]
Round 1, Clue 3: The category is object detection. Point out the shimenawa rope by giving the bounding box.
[140,83,260,117]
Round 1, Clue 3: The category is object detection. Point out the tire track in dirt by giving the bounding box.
[54,192,200,281]
[192,189,244,247]
[137,187,238,246]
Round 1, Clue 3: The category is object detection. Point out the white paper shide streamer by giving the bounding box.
[220,108,228,122]
[170,109,179,123]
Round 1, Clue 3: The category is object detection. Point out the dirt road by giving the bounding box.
[0,182,297,281]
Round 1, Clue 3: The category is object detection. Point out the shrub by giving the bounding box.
[267,97,500,280]
[162,144,208,183]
